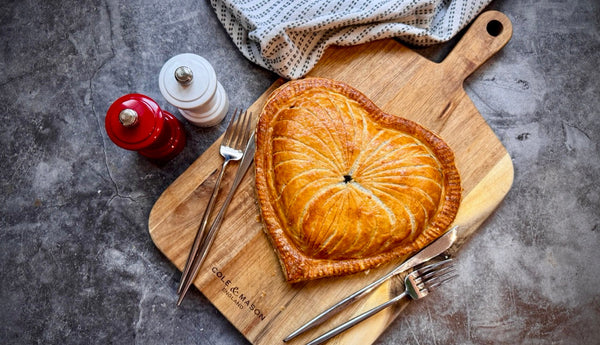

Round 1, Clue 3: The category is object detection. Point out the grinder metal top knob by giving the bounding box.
[105,93,186,162]
[159,53,229,127]
[118,108,139,127]
[174,66,193,85]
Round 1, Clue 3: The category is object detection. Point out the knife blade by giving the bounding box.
[283,225,458,342]
[177,133,256,306]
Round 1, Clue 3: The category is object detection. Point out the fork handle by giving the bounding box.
[306,291,408,345]
[177,158,230,295]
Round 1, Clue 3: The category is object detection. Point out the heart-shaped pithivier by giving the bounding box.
[254,78,461,283]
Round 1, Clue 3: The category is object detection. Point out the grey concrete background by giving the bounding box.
[1,0,598,344]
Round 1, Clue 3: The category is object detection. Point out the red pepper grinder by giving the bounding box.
[105,93,186,162]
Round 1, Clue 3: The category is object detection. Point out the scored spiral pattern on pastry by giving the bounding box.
[255,78,461,282]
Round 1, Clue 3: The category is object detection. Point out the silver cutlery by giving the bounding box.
[284,226,458,341]
[177,109,253,304]
[306,258,457,345]
[176,133,256,305]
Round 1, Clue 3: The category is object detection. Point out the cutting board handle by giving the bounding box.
[442,10,513,81]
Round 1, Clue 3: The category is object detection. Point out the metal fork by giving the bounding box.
[176,108,252,304]
[306,259,456,345]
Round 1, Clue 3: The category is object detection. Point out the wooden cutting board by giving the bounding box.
[149,10,513,345]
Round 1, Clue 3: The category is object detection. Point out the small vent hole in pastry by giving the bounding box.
[343,174,353,183]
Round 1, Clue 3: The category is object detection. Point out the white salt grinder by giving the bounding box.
[158,53,229,127]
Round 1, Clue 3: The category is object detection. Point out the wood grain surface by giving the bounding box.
[148,10,514,345]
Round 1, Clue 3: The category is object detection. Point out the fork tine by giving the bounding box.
[420,263,454,282]
[234,110,251,149]
[241,111,252,149]
[416,266,455,286]
[414,259,456,293]
[234,109,243,147]
[232,110,244,149]
[415,258,452,276]
[411,258,453,286]
[223,108,240,145]
[426,271,457,290]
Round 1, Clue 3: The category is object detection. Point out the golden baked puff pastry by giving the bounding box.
[254,77,461,283]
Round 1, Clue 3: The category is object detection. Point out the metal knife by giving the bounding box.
[177,133,256,306]
[283,225,458,342]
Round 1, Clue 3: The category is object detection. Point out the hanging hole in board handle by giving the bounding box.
[486,20,504,37]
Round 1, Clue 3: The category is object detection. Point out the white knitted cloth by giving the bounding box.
[211,0,492,79]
